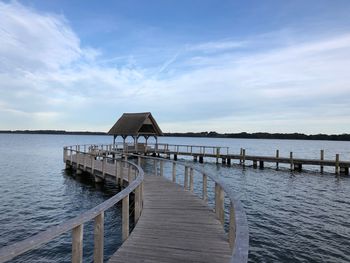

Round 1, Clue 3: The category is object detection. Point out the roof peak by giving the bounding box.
[108,112,162,136]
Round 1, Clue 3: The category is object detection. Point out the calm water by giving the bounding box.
[1,134,350,262]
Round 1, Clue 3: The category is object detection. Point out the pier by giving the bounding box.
[106,142,350,175]
[0,145,249,263]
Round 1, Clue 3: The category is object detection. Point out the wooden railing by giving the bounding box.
[66,144,249,261]
[0,147,144,263]
[79,142,229,157]
[129,154,249,263]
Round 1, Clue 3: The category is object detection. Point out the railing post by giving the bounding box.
[160,160,164,176]
[124,155,128,167]
[140,182,144,210]
[63,147,67,162]
[128,165,132,183]
[115,160,118,184]
[83,153,86,170]
[276,150,279,169]
[92,157,95,174]
[335,154,340,175]
[320,150,324,173]
[154,159,157,176]
[72,224,83,263]
[172,162,176,183]
[242,149,246,167]
[102,157,105,177]
[119,161,123,185]
[189,167,194,192]
[138,156,141,167]
[228,204,235,249]
[215,183,224,225]
[239,148,243,164]
[122,195,129,241]
[202,173,207,202]
[290,152,293,170]
[216,148,220,163]
[134,185,141,223]
[184,166,189,189]
[94,212,104,263]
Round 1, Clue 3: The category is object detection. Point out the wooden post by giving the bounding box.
[83,153,86,170]
[154,159,157,176]
[228,204,235,249]
[94,212,104,263]
[189,168,194,192]
[124,155,128,167]
[172,162,176,183]
[92,157,95,174]
[215,183,224,225]
[216,148,220,163]
[320,150,324,173]
[259,161,264,169]
[160,160,164,176]
[239,148,243,164]
[276,150,279,170]
[134,185,141,223]
[140,182,144,210]
[102,157,105,177]
[184,166,189,189]
[72,224,83,263]
[115,160,118,184]
[128,165,132,183]
[335,154,340,175]
[138,156,141,167]
[119,161,123,185]
[290,152,293,171]
[242,149,246,167]
[202,173,207,202]
[122,195,129,241]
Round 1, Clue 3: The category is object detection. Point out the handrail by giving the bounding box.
[64,144,249,261]
[128,153,249,263]
[0,148,144,263]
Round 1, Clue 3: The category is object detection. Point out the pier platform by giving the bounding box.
[109,175,232,263]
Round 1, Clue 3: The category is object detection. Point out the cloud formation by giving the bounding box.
[0,2,350,133]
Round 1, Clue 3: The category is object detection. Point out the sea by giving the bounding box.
[0,134,349,262]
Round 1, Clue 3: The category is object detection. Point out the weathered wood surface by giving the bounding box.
[109,175,232,263]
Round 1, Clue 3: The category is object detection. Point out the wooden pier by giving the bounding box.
[109,175,232,263]
[0,145,249,263]
[106,143,350,175]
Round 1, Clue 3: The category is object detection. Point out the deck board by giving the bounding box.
[108,175,231,263]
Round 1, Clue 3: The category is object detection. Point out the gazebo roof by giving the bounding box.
[108,112,163,137]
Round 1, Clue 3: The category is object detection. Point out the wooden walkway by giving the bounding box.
[109,175,232,263]
[109,142,350,175]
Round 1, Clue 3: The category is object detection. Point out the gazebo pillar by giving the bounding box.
[155,136,158,150]
[113,135,117,148]
[122,136,127,152]
[133,136,138,152]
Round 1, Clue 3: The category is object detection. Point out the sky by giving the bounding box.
[1,0,350,134]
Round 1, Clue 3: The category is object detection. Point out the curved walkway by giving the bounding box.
[109,175,232,263]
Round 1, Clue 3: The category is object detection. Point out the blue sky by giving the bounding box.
[1,0,350,133]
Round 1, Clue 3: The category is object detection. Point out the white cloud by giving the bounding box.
[0,2,83,72]
[0,1,350,133]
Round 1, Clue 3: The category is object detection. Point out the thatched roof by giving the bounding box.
[108,112,163,137]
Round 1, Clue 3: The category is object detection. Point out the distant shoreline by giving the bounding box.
[1,130,350,141]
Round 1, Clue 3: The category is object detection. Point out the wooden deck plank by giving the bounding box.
[108,175,231,263]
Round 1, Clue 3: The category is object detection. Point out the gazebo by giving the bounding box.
[108,112,163,152]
